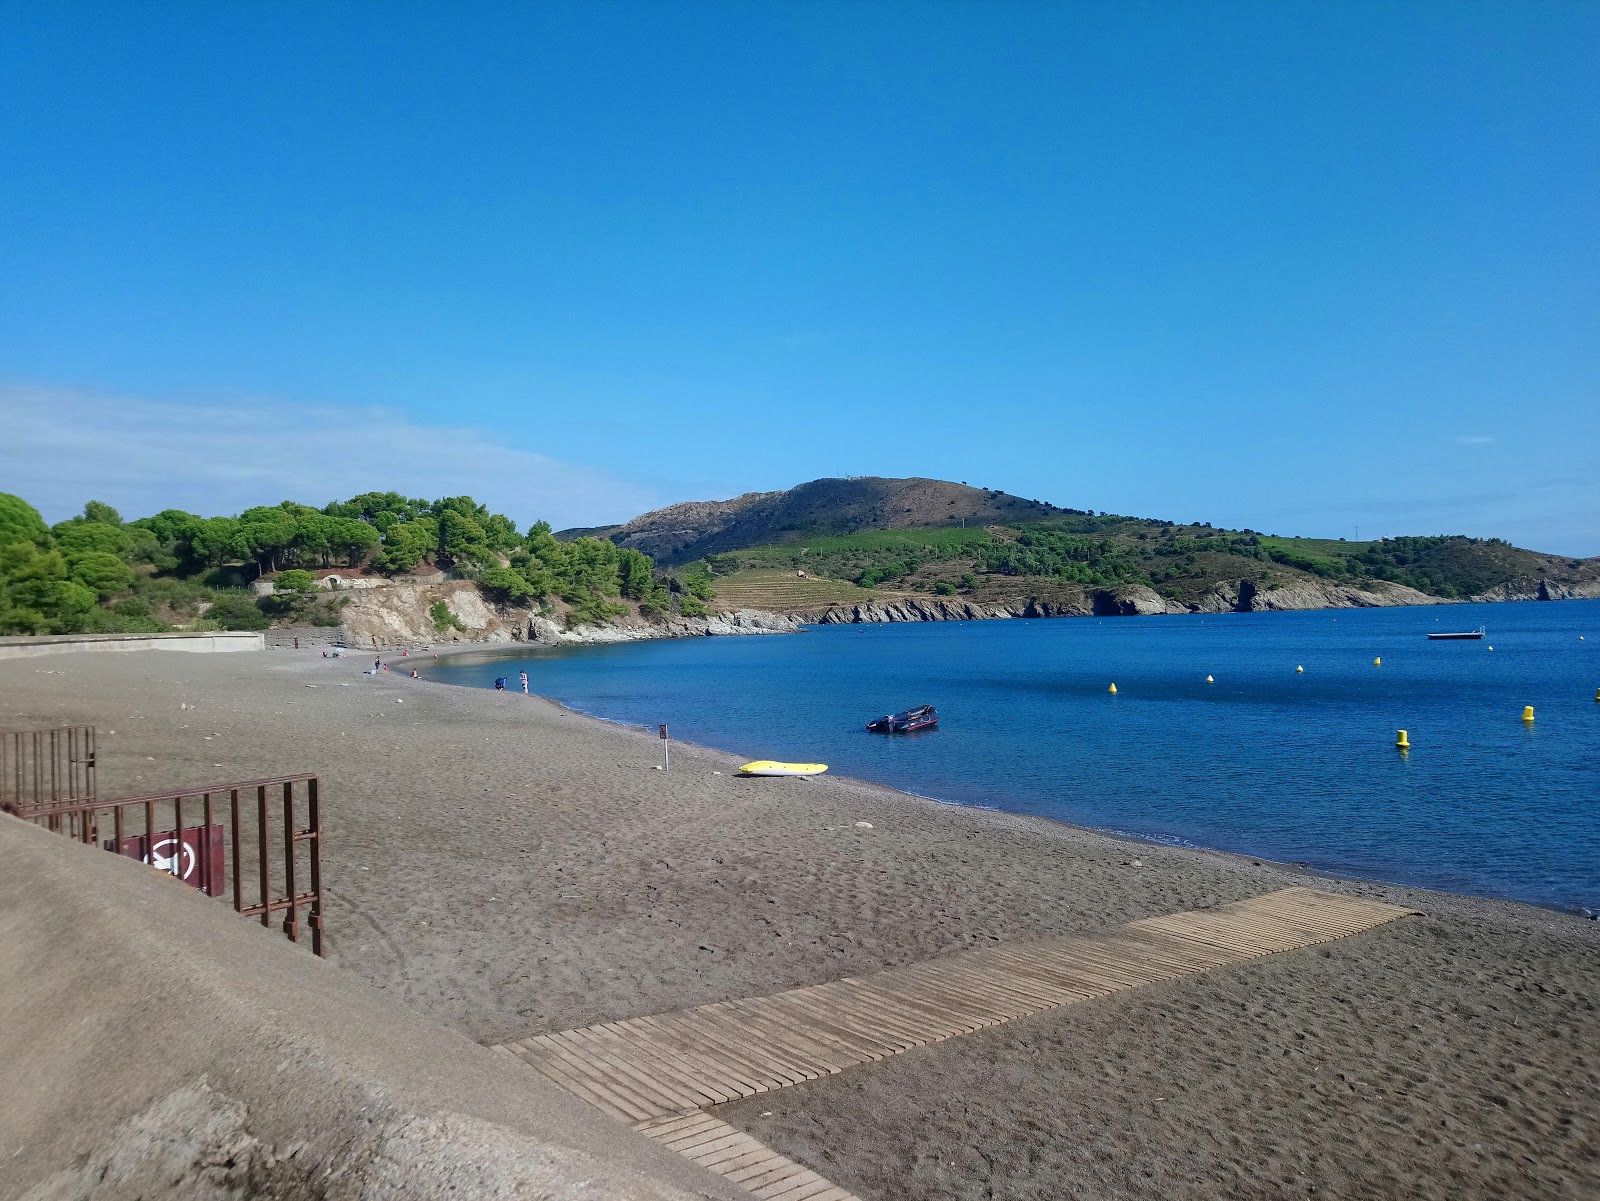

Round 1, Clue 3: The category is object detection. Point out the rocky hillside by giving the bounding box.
[561,477,1070,566]
[329,578,798,649]
[570,477,1600,619]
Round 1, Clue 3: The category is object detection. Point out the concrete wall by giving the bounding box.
[0,631,265,660]
[0,816,743,1201]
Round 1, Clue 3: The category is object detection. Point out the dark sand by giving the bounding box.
[3,647,1596,1199]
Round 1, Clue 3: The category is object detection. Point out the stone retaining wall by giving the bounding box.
[0,631,265,659]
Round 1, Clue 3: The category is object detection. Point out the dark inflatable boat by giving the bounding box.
[866,705,939,733]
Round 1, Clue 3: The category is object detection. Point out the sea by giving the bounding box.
[425,600,1600,916]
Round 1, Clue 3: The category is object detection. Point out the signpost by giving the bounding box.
[659,724,670,772]
[106,823,227,897]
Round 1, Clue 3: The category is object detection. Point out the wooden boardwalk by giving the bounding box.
[634,1111,861,1201]
[494,887,1413,1199]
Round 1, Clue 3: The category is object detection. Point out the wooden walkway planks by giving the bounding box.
[495,888,1414,1198]
[635,1112,862,1200]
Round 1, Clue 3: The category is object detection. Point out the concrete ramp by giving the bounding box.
[0,817,748,1201]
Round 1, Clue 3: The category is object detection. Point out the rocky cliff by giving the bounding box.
[331,579,799,649]
[1471,577,1600,603]
[321,569,1586,648]
[812,577,1456,626]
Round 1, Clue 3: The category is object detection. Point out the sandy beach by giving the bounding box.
[3,646,1596,1200]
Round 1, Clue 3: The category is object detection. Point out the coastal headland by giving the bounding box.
[2,646,1594,1200]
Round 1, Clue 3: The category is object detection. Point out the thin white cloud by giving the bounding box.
[1454,434,1495,445]
[0,383,666,528]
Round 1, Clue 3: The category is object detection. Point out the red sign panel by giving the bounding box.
[106,823,227,898]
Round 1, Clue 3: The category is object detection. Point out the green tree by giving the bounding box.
[237,505,300,574]
[374,517,438,572]
[638,580,672,617]
[0,542,98,634]
[618,548,655,600]
[327,518,380,566]
[274,569,317,594]
[324,492,430,527]
[190,516,245,568]
[476,565,534,603]
[70,551,136,598]
[0,493,50,548]
[82,500,122,525]
[52,519,130,561]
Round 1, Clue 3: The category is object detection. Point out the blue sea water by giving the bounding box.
[426,601,1600,915]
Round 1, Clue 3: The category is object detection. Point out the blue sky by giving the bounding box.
[2,3,1596,552]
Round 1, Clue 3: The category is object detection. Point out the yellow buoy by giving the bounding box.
[1108,683,1117,694]
[1373,657,1381,666]
[1296,665,1304,673]
[1395,729,1409,750]
[1594,687,1599,702]
[1206,675,1214,683]
[1522,705,1535,723]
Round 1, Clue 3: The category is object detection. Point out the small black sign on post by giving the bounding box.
[659,724,669,772]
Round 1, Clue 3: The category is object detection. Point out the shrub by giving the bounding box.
[274,569,317,593]
[206,592,270,630]
[430,600,466,633]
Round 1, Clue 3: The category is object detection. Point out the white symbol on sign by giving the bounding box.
[147,837,196,880]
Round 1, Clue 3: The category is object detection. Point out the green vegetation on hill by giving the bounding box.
[700,511,1589,605]
[0,491,707,637]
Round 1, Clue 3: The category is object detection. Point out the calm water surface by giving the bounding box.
[427,601,1600,914]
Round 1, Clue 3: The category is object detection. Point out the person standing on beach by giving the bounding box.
[519,671,529,694]
[374,657,381,672]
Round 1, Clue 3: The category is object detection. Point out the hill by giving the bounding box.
[580,478,1600,615]
[562,477,1071,566]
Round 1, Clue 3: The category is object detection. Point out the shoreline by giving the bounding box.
[4,646,1596,1200]
[273,589,1600,657]
[414,642,1600,923]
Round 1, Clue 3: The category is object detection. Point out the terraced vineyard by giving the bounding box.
[709,568,891,613]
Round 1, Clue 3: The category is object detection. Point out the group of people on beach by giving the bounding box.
[494,671,530,693]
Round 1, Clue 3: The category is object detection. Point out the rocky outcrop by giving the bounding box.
[1091,585,1190,616]
[1187,578,1445,613]
[811,576,1466,627]
[814,596,1092,624]
[523,608,802,645]
[334,580,800,648]
[1472,578,1600,603]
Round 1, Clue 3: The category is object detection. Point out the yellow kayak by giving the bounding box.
[738,760,829,777]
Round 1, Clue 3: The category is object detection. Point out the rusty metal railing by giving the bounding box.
[1,725,96,812]
[6,772,326,957]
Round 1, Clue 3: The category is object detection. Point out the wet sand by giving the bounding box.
[3,647,1596,1199]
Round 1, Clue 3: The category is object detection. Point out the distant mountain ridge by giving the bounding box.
[558,475,1600,618]
[558,477,1069,566]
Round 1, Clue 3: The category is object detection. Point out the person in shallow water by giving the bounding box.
[519,671,529,694]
